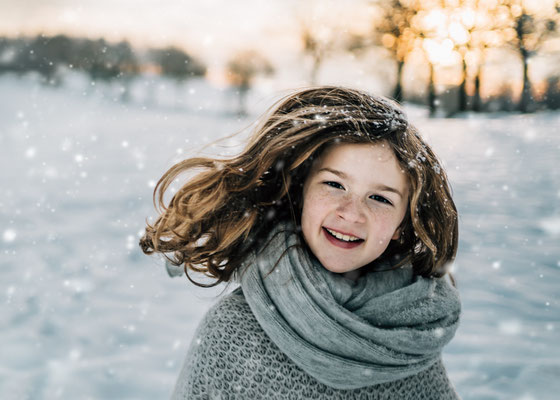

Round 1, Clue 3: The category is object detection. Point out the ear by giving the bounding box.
[391,227,401,241]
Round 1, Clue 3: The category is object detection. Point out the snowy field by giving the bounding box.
[1,73,559,400]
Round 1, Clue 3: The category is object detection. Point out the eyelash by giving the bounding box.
[325,181,344,190]
[323,181,392,205]
[370,195,392,205]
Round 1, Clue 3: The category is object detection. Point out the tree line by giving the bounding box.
[1,0,559,115]
[0,34,205,88]
[307,0,560,114]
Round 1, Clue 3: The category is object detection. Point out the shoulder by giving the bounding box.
[172,287,461,400]
[171,287,284,399]
[388,358,461,400]
[176,286,260,357]
[193,286,261,346]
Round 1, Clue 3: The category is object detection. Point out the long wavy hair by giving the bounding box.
[139,86,458,287]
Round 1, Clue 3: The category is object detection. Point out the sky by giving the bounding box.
[0,1,287,54]
[0,0,373,65]
[0,0,384,90]
[0,0,557,95]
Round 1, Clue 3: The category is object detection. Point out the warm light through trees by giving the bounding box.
[368,0,559,114]
[1,0,558,115]
[370,0,420,102]
[497,0,560,112]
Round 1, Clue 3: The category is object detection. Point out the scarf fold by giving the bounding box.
[237,223,461,389]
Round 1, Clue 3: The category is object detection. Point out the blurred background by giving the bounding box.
[1,0,559,399]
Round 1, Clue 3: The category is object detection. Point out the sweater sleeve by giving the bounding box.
[171,287,461,400]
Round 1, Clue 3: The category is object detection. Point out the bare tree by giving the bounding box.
[442,0,490,111]
[372,0,421,102]
[347,1,442,107]
[544,75,560,109]
[300,23,334,85]
[226,50,274,116]
[467,0,515,112]
[498,0,560,112]
[417,40,439,116]
[149,46,206,106]
[426,0,505,112]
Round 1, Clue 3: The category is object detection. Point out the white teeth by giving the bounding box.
[326,228,361,242]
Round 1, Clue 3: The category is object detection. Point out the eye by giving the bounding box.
[323,181,344,190]
[370,194,392,205]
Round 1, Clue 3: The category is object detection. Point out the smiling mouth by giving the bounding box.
[322,227,364,248]
[324,227,362,242]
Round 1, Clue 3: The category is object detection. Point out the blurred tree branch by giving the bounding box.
[226,50,274,116]
[497,0,560,112]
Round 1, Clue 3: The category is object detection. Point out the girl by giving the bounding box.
[140,87,461,399]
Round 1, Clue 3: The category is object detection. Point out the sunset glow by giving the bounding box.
[0,0,557,97]
[423,38,460,66]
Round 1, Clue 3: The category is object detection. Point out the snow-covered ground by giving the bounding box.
[1,73,559,400]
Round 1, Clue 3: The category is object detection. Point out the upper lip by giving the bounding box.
[323,226,364,240]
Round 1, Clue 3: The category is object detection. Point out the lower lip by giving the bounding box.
[322,228,363,249]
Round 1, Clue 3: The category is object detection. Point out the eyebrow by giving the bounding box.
[318,167,404,199]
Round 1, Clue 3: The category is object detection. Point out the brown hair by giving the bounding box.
[139,86,458,287]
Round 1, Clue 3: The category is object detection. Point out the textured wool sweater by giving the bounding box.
[171,287,461,399]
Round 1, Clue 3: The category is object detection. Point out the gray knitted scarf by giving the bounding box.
[237,222,461,389]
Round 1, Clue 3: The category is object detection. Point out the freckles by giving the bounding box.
[309,194,329,217]
[302,191,326,221]
[373,208,401,225]
[308,189,332,205]
[316,192,331,202]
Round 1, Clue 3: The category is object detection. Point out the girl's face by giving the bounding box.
[301,142,409,274]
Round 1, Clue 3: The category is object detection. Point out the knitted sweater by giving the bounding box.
[171,287,461,400]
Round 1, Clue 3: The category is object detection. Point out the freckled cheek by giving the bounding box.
[368,213,398,241]
[302,191,332,230]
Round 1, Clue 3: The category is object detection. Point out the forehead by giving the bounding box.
[315,141,397,166]
[310,142,409,192]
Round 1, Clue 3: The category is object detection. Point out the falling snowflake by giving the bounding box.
[3,229,16,243]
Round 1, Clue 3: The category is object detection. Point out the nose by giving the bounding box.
[336,194,366,223]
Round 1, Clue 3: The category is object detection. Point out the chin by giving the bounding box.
[321,261,360,274]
